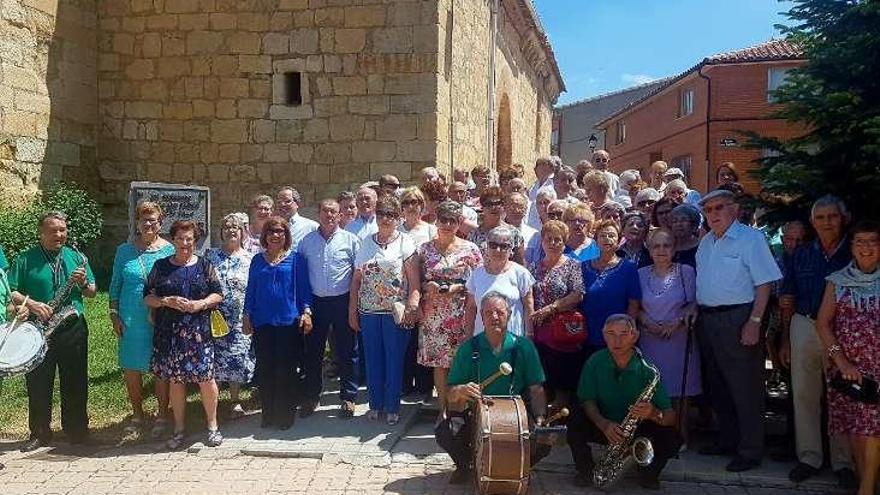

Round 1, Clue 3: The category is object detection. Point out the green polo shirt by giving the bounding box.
[0,269,11,324]
[577,349,672,424]
[0,246,9,271]
[447,332,545,396]
[8,246,95,315]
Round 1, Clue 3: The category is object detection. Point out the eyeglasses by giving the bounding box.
[702,202,733,215]
[487,241,511,251]
[594,158,609,163]
[567,218,590,225]
[483,200,504,208]
[401,199,421,207]
[854,239,879,248]
[386,183,401,189]
[140,218,160,225]
[268,228,286,235]
[547,212,563,220]
[437,216,460,225]
[376,210,399,220]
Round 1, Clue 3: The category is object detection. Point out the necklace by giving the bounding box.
[265,250,287,266]
[374,232,398,250]
[648,265,677,296]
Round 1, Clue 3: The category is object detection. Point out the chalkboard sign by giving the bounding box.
[128,182,211,252]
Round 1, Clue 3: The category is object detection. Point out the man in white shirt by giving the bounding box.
[527,157,555,228]
[275,186,318,251]
[504,192,538,250]
[344,186,379,239]
[591,150,620,194]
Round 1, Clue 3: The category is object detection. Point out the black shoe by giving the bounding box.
[788,462,819,483]
[726,456,760,472]
[449,467,472,485]
[834,468,857,490]
[299,400,318,418]
[699,444,734,456]
[637,476,661,490]
[572,471,593,487]
[20,435,50,453]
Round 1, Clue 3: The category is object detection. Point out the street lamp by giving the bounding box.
[588,134,598,153]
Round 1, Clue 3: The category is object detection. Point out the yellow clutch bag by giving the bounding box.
[211,309,229,338]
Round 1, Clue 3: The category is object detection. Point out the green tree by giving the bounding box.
[751,0,880,225]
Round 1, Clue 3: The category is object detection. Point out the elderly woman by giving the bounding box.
[553,166,579,204]
[399,186,437,247]
[652,197,682,229]
[109,201,175,437]
[468,186,524,264]
[528,187,557,230]
[563,203,599,262]
[596,201,626,225]
[466,226,535,337]
[528,220,585,408]
[246,195,273,254]
[636,188,661,219]
[581,219,642,351]
[527,199,570,265]
[337,190,358,229]
[670,204,702,268]
[815,220,880,495]
[716,162,739,187]
[582,170,612,210]
[144,221,224,449]
[243,216,312,430]
[617,211,652,268]
[416,201,483,411]
[205,213,255,417]
[349,196,421,426]
[638,228,700,444]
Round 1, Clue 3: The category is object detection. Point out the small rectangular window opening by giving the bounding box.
[284,72,302,106]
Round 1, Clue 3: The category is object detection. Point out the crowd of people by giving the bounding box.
[0,151,877,493]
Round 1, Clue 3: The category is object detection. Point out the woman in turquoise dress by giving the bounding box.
[205,213,255,417]
[109,201,174,437]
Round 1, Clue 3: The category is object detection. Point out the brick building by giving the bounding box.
[596,40,805,193]
[1,0,563,258]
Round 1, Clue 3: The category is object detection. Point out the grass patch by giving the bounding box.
[0,292,252,441]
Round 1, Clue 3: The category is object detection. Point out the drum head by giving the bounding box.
[0,321,46,377]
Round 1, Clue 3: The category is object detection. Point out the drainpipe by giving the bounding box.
[487,0,499,171]
[698,65,712,192]
[448,0,456,179]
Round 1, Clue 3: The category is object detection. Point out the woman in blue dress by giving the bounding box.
[205,213,255,417]
[109,201,174,437]
[580,219,642,353]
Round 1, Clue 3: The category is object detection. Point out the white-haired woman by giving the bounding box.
[205,213,256,416]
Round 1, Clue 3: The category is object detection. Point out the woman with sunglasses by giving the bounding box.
[416,201,483,413]
[465,226,535,338]
[467,186,524,264]
[617,211,652,268]
[349,196,421,425]
[652,196,682,229]
[399,187,437,248]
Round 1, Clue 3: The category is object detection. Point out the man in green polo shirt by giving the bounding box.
[437,292,548,483]
[567,314,680,490]
[9,211,96,452]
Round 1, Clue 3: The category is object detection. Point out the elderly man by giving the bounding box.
[504,192,538,248]
[449,181,479,225]
[436,292,548,483]
[649,160,669,191]
[275,186,318,251]
[527,157,555,228]
[378,175,401,196]
[553,166,579,204]
[696,189,782,472]
[297,199,362,419]
[635,188,661,219]
[567,314,680,489]
[10,211,97,452]
[591,150,620,194]
[663,168,701,205]
[345,186,379,240]
[778,195,855,486]
[421,166,444,188]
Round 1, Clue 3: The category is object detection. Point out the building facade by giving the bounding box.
[596,40,805,193]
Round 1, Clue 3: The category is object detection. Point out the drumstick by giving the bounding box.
[0,296,30,354]
[545,407,570,425]
[480,362,513,390]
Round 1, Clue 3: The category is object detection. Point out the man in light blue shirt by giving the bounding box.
[298,199,361,418]
[695,189,782,473]
[275,186,318,251]
[527,156,555,230]
[345,186,378,240]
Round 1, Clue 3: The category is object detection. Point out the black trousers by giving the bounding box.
[26,316,89,439]
[566,405,680,481]
[254,324,303,426]
[435,410,551,470]
[303,294,360,403]
[697,304,764,461]
[402,327,432,395]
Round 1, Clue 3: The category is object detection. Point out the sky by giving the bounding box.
[534,0,791,105]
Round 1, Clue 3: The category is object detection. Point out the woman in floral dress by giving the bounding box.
[816,221,880,495]
[417,201,482,413]
[205,213,255,417]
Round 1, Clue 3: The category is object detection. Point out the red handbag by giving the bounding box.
[537,310,586,353]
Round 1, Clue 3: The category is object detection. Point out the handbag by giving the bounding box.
[538,310,586,353]
[830,372,879,404]
[210,309,229,338]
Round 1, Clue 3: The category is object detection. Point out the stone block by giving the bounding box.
[359,53,436,74]
[125,101,163,118]
[210,13,236,30]
[211,119,247,143]
[367,75,384,94]
[390,94,434,114]
[351,141,395,162]
[344,5,385,27]
[238,99,268,118]
[372,28,412,54]
[238,13,269,31]
[313,142,351,164]
[217,144,240,163]
[179,14,210,31]
[370,162,412,179]
[250,119,275,143]
[206,164,229,182]
[199,143,219,163]
[290,143,313,163]
[185,121,211,141]
[303,118,329,142]
[123,16,147,33]
[45,142,81,166]
[250,77,272,98]
[333,28,365,53]
[270,12,292,30]
[319,28,334,53]
[314,7,343,27]
[187,31,224,54]
[332,76,365,96]
[397,140,436,161]
[160,121,184,141]
[173,163,194,181]
[219,77,250,97]
[125,59,154,79]
[261,33,288,55]
[349,95,389,115]
[212,55,239,75]
[192,100,214,117]
[216,99,237,118]
[162,33,186,56]
[269,104,313,120]
[389,3,420,26]
[165,0,199,14]
[375,114,417,140]
[240,144,263,162]
[14,137,46,162]
[113,33,135,55]
[292,10,314,28]
[228,32,261,54]
[313,96,348,117]
[329,115,364,141]
[413,25,437,53]
[164,102,193,119]
[278,0,308,10]
[2,111,37,136]
[385,73,431,95]
[98,53,118,71]
[175,143,200,163]
[264,143,290,162]
[323,55,342,73]
[290,29,319,54]
[142,33,162,57]
[307,55,323,72]
[418,113,436,141]
[1,63,36,90]
[276,120,303,142]
[240,55,272,73]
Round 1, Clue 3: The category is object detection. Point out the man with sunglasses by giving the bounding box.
[695,189,782,472]
[378,174,401,197]
[591,150,620,195]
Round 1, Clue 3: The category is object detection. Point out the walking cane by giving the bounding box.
[676,319,694,434]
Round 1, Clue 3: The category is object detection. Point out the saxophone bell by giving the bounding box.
[632,436,655,466]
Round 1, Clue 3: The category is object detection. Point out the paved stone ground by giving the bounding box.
[0,388,852,494]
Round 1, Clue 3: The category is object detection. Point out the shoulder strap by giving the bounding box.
[471,338,481,384]
[508,335,519,395]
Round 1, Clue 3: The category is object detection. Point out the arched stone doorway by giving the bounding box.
[496,93,512,169]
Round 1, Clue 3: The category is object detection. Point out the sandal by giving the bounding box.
[151,417,170,439]
[123,417,145,436]
[166,431,186,450]
[205,429,223,447]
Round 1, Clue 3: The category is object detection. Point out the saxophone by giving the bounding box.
[592,349,661,488]
[42,247,87,337]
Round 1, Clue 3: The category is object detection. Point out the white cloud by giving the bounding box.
[620,73,657,85]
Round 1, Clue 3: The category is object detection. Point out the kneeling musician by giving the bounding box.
[436,292,553,485]
[567,314,680,490]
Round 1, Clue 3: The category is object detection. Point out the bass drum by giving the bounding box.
[0,321,47,378]
[473,396,531,495]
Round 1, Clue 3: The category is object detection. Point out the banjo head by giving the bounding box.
[0,321,47,378]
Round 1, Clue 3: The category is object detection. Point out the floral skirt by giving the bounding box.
[152,322,214,383]
[213,327,255,384]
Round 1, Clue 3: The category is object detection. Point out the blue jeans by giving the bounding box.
[359,313,411,414]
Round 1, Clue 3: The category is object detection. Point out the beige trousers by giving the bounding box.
[790,313,853,470]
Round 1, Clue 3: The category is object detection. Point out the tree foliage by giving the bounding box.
[752,0,880,226]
